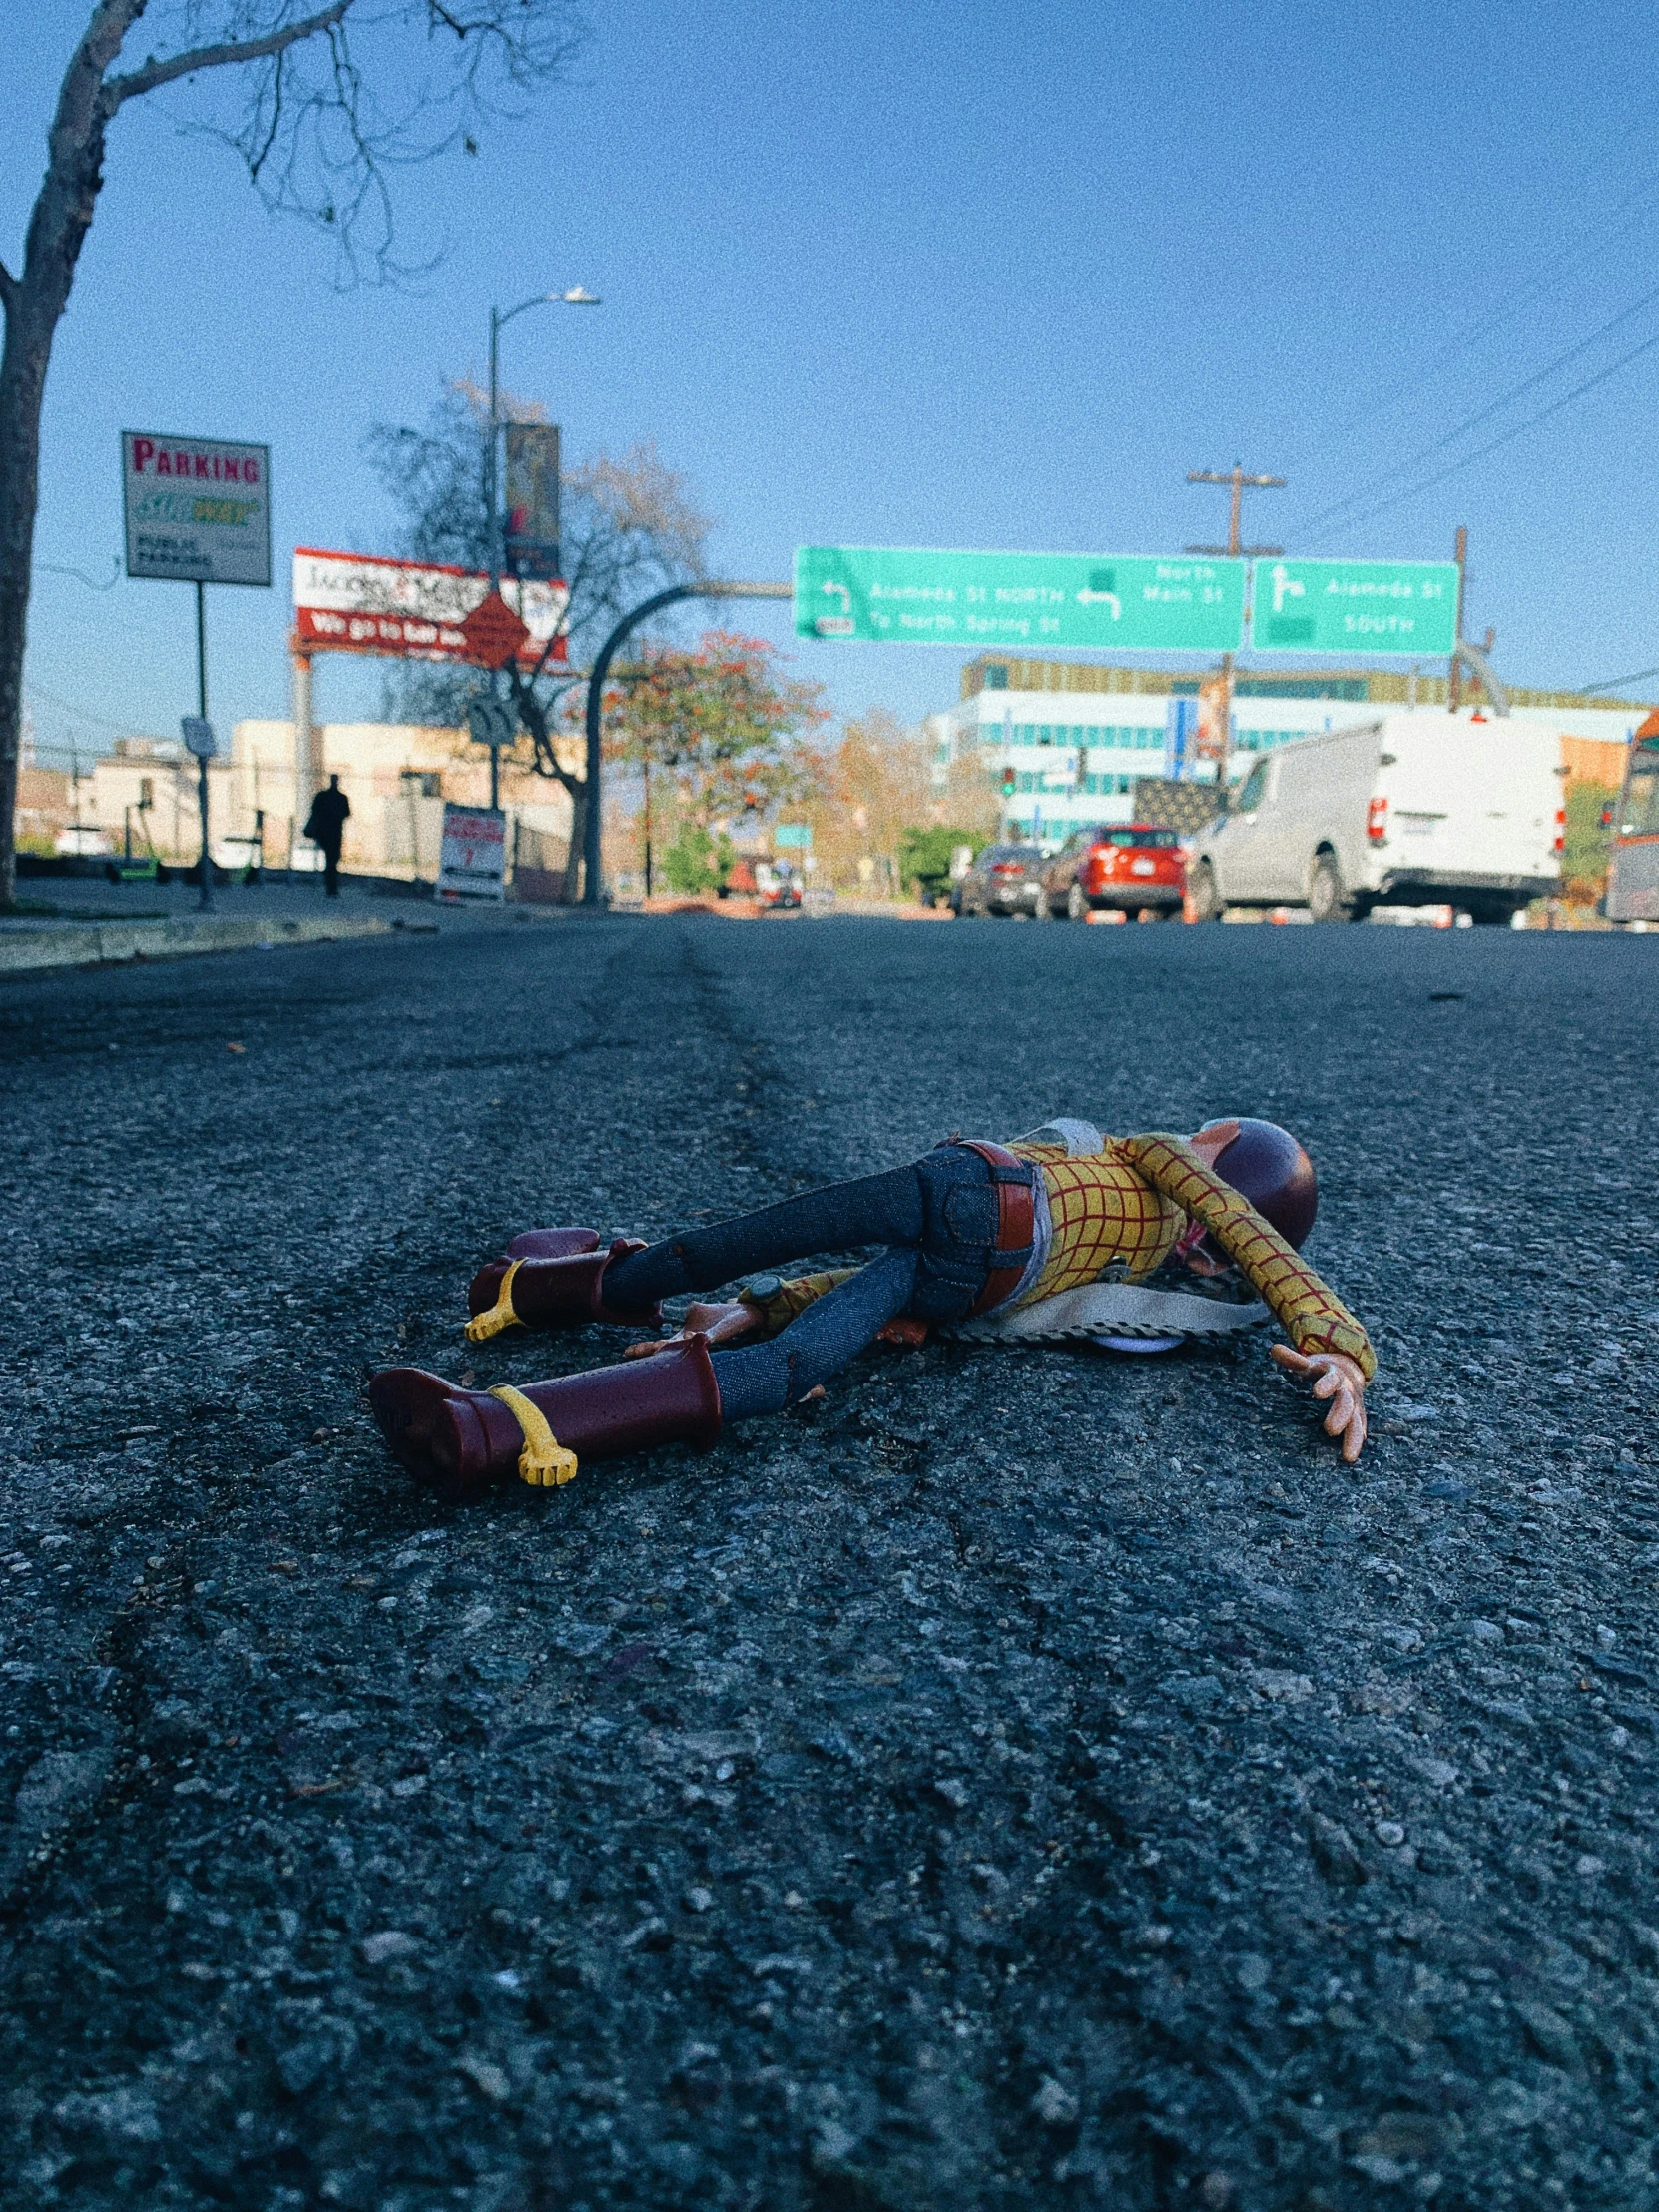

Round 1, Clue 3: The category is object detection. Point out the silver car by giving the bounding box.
[952,843,1046,917]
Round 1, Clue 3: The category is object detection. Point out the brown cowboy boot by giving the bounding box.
[466,1234,663,1343]
[368,1337,722,1496]
[506,1228,603,1261]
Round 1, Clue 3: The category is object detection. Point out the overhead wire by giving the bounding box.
[1290,272,1659,541]
[24,680,169,739]
[1305,320,1659,541]
[1286,133,1659,482]
[1575,665,1659,697]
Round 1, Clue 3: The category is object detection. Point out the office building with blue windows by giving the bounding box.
[924,655,1648,844]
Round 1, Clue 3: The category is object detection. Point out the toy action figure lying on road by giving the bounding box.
[370,1116,1376,1497]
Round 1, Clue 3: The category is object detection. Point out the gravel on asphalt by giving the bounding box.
[0,913,1655,2210]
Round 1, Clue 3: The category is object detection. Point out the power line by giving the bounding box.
[1289,272,1659,541]
[1287,139,1659,482]
[1307,320,1659,541]
[24,680,169,742]
[1575,664,1659,697]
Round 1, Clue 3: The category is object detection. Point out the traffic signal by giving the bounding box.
[1001,764,1016,799]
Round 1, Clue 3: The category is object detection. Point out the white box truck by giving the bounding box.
[1187,711,1564,925]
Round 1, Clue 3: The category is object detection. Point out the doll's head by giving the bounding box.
[1180,1117,1319,1266]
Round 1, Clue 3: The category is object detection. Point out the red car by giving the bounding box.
[1040,824,1186,919]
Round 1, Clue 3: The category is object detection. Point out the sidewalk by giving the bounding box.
[0,872,571,977]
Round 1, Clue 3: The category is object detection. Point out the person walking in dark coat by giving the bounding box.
[303,776,350,897]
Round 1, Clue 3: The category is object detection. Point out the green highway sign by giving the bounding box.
[1249,558,1460,656]
[795,545,1245,653]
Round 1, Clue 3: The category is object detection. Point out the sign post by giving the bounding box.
[181,716,218,910]
[795,545,1246,654]
[122,432,272,909]
[468,696,519,813]
[1248,558,1460,655]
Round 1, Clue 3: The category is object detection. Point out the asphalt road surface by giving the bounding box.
[1,913,1655,2212]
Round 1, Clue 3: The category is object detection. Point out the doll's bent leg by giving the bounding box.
[711,1248,920,1417]
[376,1257,915,1491]
[466,1145,1024,1338]
[604,1164,926,1306]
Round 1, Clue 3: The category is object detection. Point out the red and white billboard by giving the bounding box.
[292,548,567,667]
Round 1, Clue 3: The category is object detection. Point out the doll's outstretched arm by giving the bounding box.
[1120,1132,1376,1461]
[1119,1134,1376,1378]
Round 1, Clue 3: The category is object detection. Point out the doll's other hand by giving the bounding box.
[1269,1346,1368,1463]
[625,1300,764,1359]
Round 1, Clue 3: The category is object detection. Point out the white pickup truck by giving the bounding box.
[1187,711,1564,924]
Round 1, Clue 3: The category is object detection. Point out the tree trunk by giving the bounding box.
[509,670,586,901]
[0,2,137,907]
[0,313,49,910]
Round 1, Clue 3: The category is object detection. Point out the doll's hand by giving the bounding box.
[624,1300,764,1359]
[1269,1346,1368,1464]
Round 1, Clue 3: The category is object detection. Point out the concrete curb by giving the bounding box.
[0,912,425,978]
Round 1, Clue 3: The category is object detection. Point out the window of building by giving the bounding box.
[400,770,443,798]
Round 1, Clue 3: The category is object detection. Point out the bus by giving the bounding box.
[1606,710,1659,925]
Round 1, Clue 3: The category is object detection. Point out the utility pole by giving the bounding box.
[1187,464,1286,781]
[1448,524,1468,712]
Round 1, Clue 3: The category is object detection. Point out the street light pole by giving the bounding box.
[581,582,793,907]
[484,286,601,592]
[482,286,600,822]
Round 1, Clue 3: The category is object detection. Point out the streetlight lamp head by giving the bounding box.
[562,286,602,305]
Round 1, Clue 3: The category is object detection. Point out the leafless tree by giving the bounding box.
[367,377,707,890]
[0,0,587,908]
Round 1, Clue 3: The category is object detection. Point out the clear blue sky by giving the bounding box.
[9,0,1659,765]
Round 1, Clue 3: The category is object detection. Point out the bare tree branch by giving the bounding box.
[104,0,353,108]
[1,0,587,904]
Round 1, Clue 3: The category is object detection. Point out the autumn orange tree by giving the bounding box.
[800,708,997,895]
[606,631,828,893]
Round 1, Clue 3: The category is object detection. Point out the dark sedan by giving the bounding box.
[951,843,1046,917]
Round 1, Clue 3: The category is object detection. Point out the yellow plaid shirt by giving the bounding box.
[1011,1132,1375,1379]
[747,1129,1375,1382]
[1008,1137,1185,1297]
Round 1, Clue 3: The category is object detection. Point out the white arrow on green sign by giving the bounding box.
[1249,558,1460,656]
[795,545,1245,653]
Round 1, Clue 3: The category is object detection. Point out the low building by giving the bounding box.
[62,721,574,882]
[89,738,228,862]
[927,656,1652,843]
[15,766,75,853]
[230,720,575,879]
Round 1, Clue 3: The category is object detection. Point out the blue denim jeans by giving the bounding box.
[602,1144,1036,1419]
